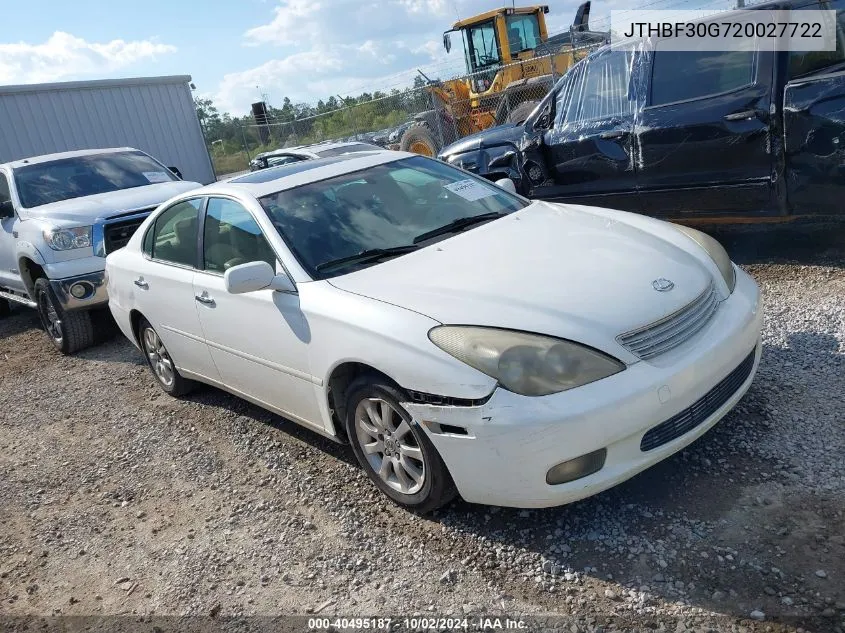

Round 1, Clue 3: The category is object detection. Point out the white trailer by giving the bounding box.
[0,75,215,184]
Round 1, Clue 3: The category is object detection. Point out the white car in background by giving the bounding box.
[248,141,382,171]
[106,151,762,512]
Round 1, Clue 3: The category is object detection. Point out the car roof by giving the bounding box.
[1,147,139,169]
[206,150,416,198]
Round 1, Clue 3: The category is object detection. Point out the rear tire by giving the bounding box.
[0,297,10,318]
[34,278,95,354]
[138,316,194,396]
[345,376,458,513]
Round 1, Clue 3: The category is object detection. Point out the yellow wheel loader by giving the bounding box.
[400,1,608,157]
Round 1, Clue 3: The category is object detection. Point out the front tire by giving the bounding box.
[399,121,440,157]
[345,376,457,513]
[138,317,194,396]
[34,278,95,354]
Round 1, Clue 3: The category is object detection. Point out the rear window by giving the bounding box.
[13,151,175,208]
[650,43,755,106]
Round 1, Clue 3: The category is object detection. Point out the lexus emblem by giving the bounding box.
[652,278,675,292]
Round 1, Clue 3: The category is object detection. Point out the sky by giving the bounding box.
[0,0,596,116]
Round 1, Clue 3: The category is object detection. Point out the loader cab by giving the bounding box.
[443,6,551,91]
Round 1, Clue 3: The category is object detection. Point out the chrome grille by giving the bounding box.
[617,282,719,360]
[640,347,757,452]
[102,208,155,254]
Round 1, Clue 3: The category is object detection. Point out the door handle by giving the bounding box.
[133,278,148,289]
[194,292,215,306]
[599,129,625,140]
[723,110,758,122]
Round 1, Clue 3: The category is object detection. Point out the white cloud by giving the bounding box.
[243,0,319,46]
[0,32,176,84]
[218,0,586,113]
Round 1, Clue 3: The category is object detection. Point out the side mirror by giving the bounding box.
[494,178,517,194]
[224,261,296,294]
[487,150,516,169]
[168,166,183,180]
[0,200,14,219]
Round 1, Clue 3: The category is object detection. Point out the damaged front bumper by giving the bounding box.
[402,268,762,508]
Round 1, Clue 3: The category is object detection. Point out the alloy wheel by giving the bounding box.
[354,397,425,495]
[38,291,63,342]
[142,327,175,387]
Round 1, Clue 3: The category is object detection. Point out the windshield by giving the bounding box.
[13,150,176,208]
[464,19,501,72]
[258,156,527,278]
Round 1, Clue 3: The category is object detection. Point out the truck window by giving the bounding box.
[466,20,501,71]
[788,0,845,78]
[650,42,755,106]
[506,14,542,54]
[0,172,10,205]
[562,49,635,125]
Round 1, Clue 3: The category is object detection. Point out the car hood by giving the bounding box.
[21,181,202,223]
[438,123,525,158]
[328,201,713,359]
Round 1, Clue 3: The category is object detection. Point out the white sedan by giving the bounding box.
[106,150,762,512]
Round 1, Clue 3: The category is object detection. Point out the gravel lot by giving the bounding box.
[0,223,843,632]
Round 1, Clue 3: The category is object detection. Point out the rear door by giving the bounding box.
[636,34,775,217]
[133,197,219,380]
[534,46,641,211]
[782,0,845,215]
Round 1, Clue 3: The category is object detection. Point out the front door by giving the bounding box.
[192,196,322,430]
[636,36,775,217]
[532,47,641,212]
[0,171,24,292]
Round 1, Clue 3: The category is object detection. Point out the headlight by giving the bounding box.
[43,226,92,251]
[674,225,736,293]
[428,326,625,397]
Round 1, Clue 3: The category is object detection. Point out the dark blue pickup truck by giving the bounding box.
[438,0,845,223]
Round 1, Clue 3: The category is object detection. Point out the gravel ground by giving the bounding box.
[0,224,843,633]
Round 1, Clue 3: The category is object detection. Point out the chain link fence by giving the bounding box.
[221,41,604,174]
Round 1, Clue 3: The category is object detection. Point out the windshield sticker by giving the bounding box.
[143,171,171,183]
[444,179,497,202]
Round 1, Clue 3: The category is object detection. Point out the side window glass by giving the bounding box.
[563,50,635,124]
[0,173,11,205]
[142,222,154,257]
[556,65,585,127]
[203,198,277,273]
[150,199,201,267]
[788,0,845,78]
[650,42,755,106]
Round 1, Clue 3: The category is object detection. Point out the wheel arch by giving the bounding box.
[129,309,146,348]
[18,257,45,299]
[324,361,406,441]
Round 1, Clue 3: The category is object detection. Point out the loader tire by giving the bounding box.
[508,99,540,124]
[400,122,441,157]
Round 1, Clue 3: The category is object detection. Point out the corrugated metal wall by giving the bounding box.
[0,76,216,184]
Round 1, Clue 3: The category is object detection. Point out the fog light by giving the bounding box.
[70,282,90,299]
[546,448,607,485]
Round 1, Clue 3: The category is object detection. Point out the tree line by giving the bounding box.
[195,75,431,161]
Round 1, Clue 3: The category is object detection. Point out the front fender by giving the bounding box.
[440,142,524,188]
[15,240,48,297]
